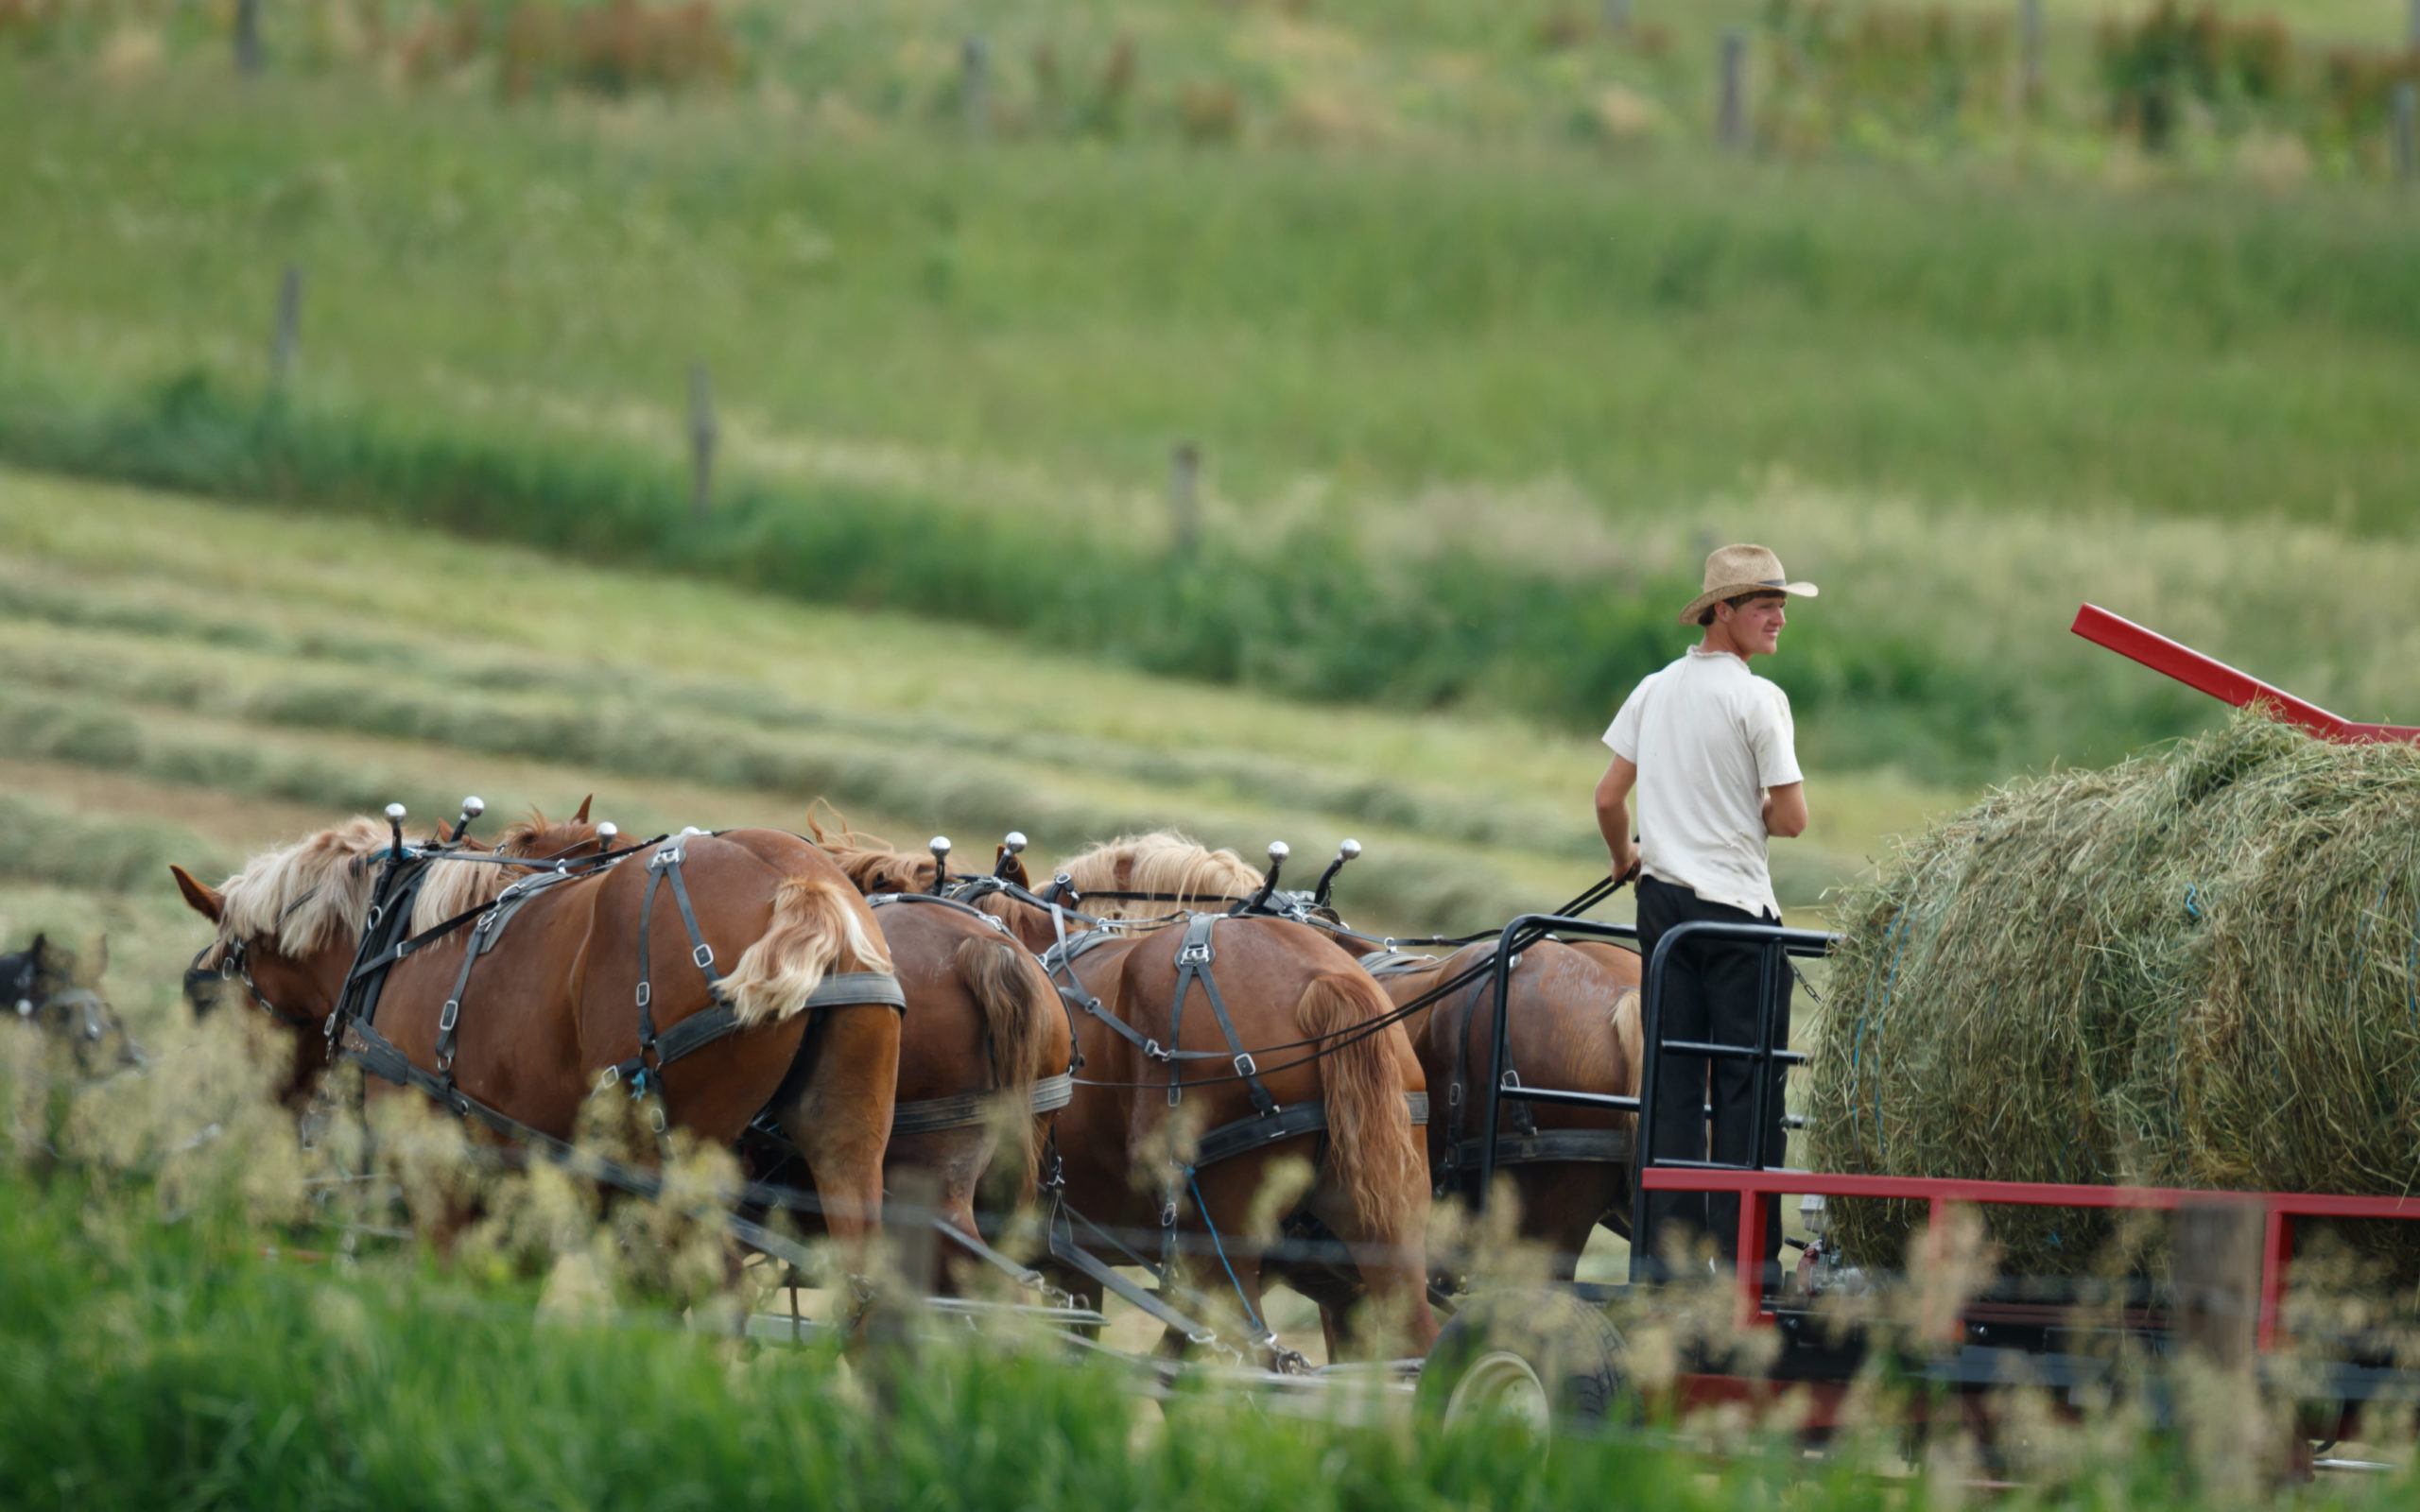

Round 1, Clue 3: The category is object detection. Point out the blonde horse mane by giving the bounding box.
[210,816,390,962]
[407,809,603,935]
[1054,831,1262,920]
[803,805,947,896]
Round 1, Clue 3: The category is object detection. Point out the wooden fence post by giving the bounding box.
[2174,1202,2262,1372]
[1169,442,1201,560]
[2395,81,2418,184]
[1718,30,1749,150]
[2018,0,2043,112]
[234,0,263,76]
[962,36,990,140]
[688,363,717,520]
[271,265,302,386]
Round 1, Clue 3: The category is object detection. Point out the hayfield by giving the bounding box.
[0,463,1931,937]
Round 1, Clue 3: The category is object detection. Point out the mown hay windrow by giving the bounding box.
[1807,714,2420,1277]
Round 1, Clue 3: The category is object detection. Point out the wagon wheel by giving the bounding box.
[1417,1289,1633,1435]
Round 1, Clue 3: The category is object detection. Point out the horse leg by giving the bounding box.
[883,1128,993,1297]
[772,1004,902,1264]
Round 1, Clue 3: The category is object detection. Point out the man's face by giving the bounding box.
[1719,594,1789,656]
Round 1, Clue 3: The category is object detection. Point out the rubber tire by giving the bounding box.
[1418,1288,1632,1435]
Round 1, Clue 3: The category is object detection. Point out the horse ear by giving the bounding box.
[574,794,593,824]
[26,932,44,963]
[170,865,225,923]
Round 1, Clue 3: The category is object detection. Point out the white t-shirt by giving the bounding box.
[1602,645,1803,919]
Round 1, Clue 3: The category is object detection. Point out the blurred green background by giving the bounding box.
[1,0,2415,927]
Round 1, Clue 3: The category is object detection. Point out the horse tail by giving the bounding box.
[956,936,1058,1178]
[1610,985,1643,1126]
[1297,971,1426,1235]
[721,876,895,1026]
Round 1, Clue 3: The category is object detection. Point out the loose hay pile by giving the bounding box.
[1807,713,2420,1278]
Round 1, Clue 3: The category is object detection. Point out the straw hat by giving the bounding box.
[1677,543,1819,627]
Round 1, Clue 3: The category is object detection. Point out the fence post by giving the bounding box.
[1168,442,1201,560]
[234,0,263,76]
[688,363,717,520]
[2018,0,2043,112]
[1718,29,1749,150]
[270,265,302,386]
[962,35,990,140]
[1603,0,1631,39]
[2396,81,2418,183]
[2174,1202,2262,1372]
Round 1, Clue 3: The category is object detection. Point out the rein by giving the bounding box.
[1059,875,1629,1094]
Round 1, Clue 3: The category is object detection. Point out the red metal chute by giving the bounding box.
[2070,603,2420,746]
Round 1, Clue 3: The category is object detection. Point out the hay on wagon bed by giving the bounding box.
[1807,713,2420,1279]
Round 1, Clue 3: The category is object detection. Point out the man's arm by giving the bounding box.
[1763,782,1808,839]
[1595,757,1641,880]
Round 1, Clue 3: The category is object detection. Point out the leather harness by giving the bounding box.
[334,834,906,1140]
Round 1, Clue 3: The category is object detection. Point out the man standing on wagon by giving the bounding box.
[1594,543,1814,1282]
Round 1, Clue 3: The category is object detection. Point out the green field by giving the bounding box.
[0,464,1949,934]
[9,56,2420,792]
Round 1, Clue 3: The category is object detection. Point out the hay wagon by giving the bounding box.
[1422,605,2420,1467]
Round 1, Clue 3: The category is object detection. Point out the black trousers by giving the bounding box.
[1635,875,1792,1279]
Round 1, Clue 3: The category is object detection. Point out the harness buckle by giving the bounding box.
[648,1103,667,1135]
[1160,1199,1179,1228]
[635,981,652,1009]
[1143,1038,1169,1062]
[1447,1082,1461,1108]
[692,943,715,971]
[1232,1052,1258,1079]
[1500,1069,1522,1089]
[599,1065,621,1090]
[1178,940,1212,966]
[438,1000,459,1033]
[365,904,383,931]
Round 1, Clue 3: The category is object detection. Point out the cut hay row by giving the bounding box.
[1808,713,2420,1278]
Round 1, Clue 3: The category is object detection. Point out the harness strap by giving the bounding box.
[609,971,907,1099]
[1357,949,1439,979]
[867,891,1011,934]
[1167,915,1277,1119]
[1192,1091,1429,1171]
[1448,1126,1631,1170]
[890,1072,1075,1137]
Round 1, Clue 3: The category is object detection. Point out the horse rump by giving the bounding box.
[720,876,894,1026]
[953,933,1058,1178]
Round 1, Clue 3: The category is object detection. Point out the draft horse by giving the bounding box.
[783,814,1068,1289]
[984,832,1440,1365]
[172,808,907,1246]
[1357,936,1643,1279]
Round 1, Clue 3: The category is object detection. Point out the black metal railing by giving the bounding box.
[1467,913,1838,1290]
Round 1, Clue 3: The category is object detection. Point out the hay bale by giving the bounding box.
[1807,713,2420,1277]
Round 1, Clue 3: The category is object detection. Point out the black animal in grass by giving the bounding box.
[2,933,140,1071]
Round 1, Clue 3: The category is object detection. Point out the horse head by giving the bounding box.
[171,816,400,1103]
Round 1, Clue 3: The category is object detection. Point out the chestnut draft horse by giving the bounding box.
[171,810,906,1246]
[1357,936,1644,1280]
[779,816,1067,1289]
[981,833,1439,1366]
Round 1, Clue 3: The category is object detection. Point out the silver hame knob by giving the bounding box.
[930,836,952,860]
[596,823,619,843]
[1338,838,1362,860]
[1003,831,1028,854]
[460,797,486,818]
[1267,841,1290,863]
[384,802,407,821]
